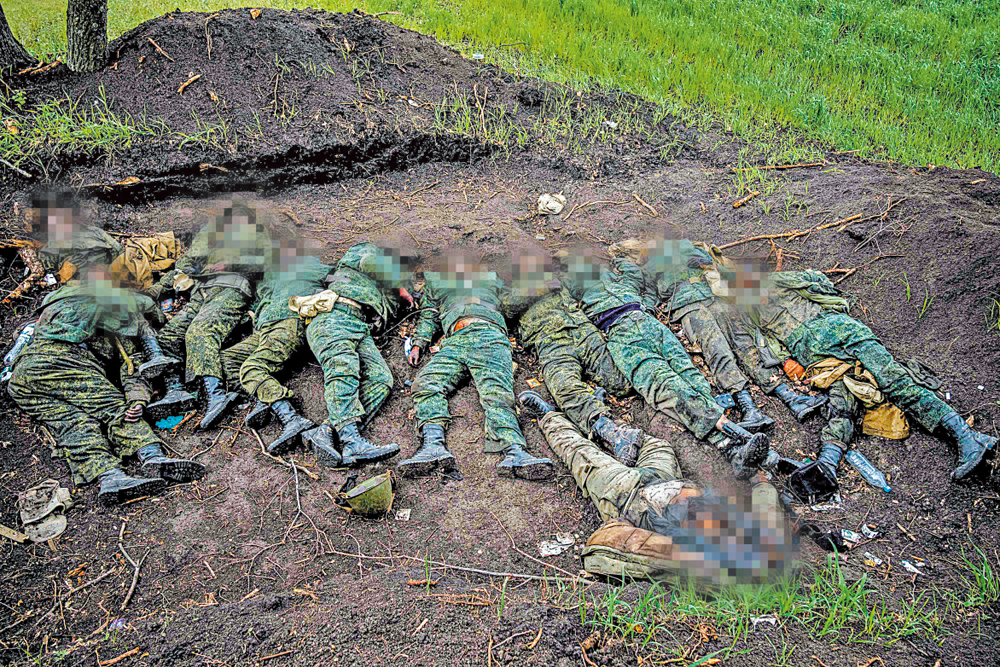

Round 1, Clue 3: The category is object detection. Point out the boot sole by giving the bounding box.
[99,478,167,507]
[498,461,555,481]
[267,420,315,456]
[397,456,454,478]
[314,445,343,468]
[197,393,243,431]
[952,446,993,481]
[792,400,827,422]
[730,435,770,480]
[146,394,198,421]
[342,444,401,467]
[246,407,273,430]
[141,460,207,483]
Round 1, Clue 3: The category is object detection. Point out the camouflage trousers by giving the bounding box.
[788,312,950,431]
[159,286,250,383]
[675,300,750,394]
[8,344,161,485]
[306,305,393,430]
[536,325,631,437]
[606,311,723,439]
[538,411,682,522]
[412,322,525,453]
[221,318,306,404]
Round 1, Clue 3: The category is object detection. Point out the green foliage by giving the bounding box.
[5,0,998,171]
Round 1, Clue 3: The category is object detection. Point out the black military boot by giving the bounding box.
[591,415,642,467]
[717,421,770,480]
[137,321,181,381]
[302,423,342,468]
[734,389,775,433]
[197,376,242,430]
[773,383,827,421]
[498,443,554,480]
[517,390,555,418]
[97,468,167,507]
[266,400,315,456]
[397,424,457,478]
[336,422,400,467]
[137,443,207,483]
[146,371,198,420]
[245,399,272,429]
[941,411,997,481]
[787,442,844,504]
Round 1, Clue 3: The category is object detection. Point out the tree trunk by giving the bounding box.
[66,0,106,72]
[0,4,33,74]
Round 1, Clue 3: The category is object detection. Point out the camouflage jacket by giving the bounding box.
[324,243,405,324]
[39,224,124,274]
[518,286,594,348]
[254,255,333,329]
[642,240,715,313]
[157,219,272,292]
[739,270,850,349]
[413,269,508,348]
[565,258,651,322]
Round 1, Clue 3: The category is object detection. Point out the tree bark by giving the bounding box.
[0,3,33,74]
[66,0,107,72]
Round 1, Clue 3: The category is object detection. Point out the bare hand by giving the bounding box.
[125,403,144,423]
[205,262,227,272]
[397,286,415,309]
[407,345,421,367]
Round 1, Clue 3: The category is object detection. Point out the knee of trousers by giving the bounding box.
[186,320,225,347]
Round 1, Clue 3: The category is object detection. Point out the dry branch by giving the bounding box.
[146,37,174,61]
[178,73,202,95]
[632,192,658,216]
[732,191,759,208]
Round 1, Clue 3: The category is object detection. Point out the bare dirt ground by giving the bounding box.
[1,8,999,667]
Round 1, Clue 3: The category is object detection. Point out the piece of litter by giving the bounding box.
[44,274,57,286]
[841,529,862,543]
[810,501,841,512]
[538,532,575,557]
[861,524,880,539]
[902,560,921,575]
[404,337,414,356]
[749,616,777,630]
[535,234,546,241]
[471,53,485,60]
[109,619,128,630]
[155,414,185,430]
[945,392,951,401]
[602,120,618,129]
[408,99,419,108]
[526,378,541,388]
[395,509,411,522]
[978,385,985,391]
[863,552,883,567]
[537,193,566,215]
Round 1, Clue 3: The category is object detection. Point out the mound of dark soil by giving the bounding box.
[7,8,690,200]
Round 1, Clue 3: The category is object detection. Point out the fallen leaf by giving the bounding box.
[209,91,219,104]
[250,8,262,19]
[117,176,141,186]
[5,119,18,135]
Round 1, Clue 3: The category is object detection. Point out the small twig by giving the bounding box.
[564,200,627,221]
[258,648,297,662]
[99,647,140,666]
[204,14,220,60]
[146,37,174,61]
[528,626,543,649]
[252,428,319,479]
[492,630,536,650]
[822,253,903,284]
[372,11,405,17]
[632,192,658,217]
[0,157,32,178]
[66,568,117,599]
[489,511,580,579]
[732,191,759,208]
[407,180,440,198]
[121,549,149,610]
[896,522,917,542]
[732,161,825,171]
[178,73,202,95]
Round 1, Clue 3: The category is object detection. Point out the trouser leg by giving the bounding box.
[680,302,750,393]
[462,326,526,453]
[356,332,394,428]
[306,310,369,429]
[411,339,466,431]
[222,331,259,387]
[239,319,306,404]
[182,287,249,383]
[538,340,608,436]
[819,378,858,448]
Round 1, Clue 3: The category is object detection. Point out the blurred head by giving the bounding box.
[720,258,772,309]
[512,252,557,298]
[561,248,603,290]
[28,186,83,242]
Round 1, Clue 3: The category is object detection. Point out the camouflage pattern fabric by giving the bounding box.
[158,286,250,383]
[156,219,271,293]
[325,243,405,324]
[39,225,123,275]
[643,239,715,313]
[306,306,393,430]
[413,269,508,349]
[538,411,686,522]
[8,339,161,485]
[717,303,786,392]
[411,322,524,453]
[221,318,306,404]
[678,300,750,394]
[520,289,631,434]
[821,378,858,448]
[787,312,950,431]
[253,255,332,328]
[606,311,723,439]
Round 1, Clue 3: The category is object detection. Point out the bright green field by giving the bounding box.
[5,0,1000,172]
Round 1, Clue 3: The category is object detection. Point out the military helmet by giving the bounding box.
[341,471,395,517]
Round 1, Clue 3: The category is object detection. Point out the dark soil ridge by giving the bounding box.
[5,8,694,202]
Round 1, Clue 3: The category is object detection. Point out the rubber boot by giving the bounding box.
[266,400,315,456]
[517,390,555,419]
[146,371,198,420]
[137,443,207,483]
[97,468,167,507]
[773,383,827,422]
[942,411,997,481]
[302,423,342,468]
[245,399,272,430]
[137,320,181,381]
[591,415,642,467]
[718,421,770,480]
[787,442,843,504]
[734,389,775,433]
[498,443,554,481]
[397,424,457,478]
[337,422,400,467]
[197,376,242,430]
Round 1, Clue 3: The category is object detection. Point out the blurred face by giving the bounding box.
[41,207,78,242]
[512,254,555,297]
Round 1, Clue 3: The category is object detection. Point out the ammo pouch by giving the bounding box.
[202,273,253,297]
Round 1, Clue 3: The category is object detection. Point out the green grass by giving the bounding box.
[6,0,999,172]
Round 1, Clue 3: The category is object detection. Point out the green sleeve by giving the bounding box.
[612,258,647,297]
[413,280,441,348]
